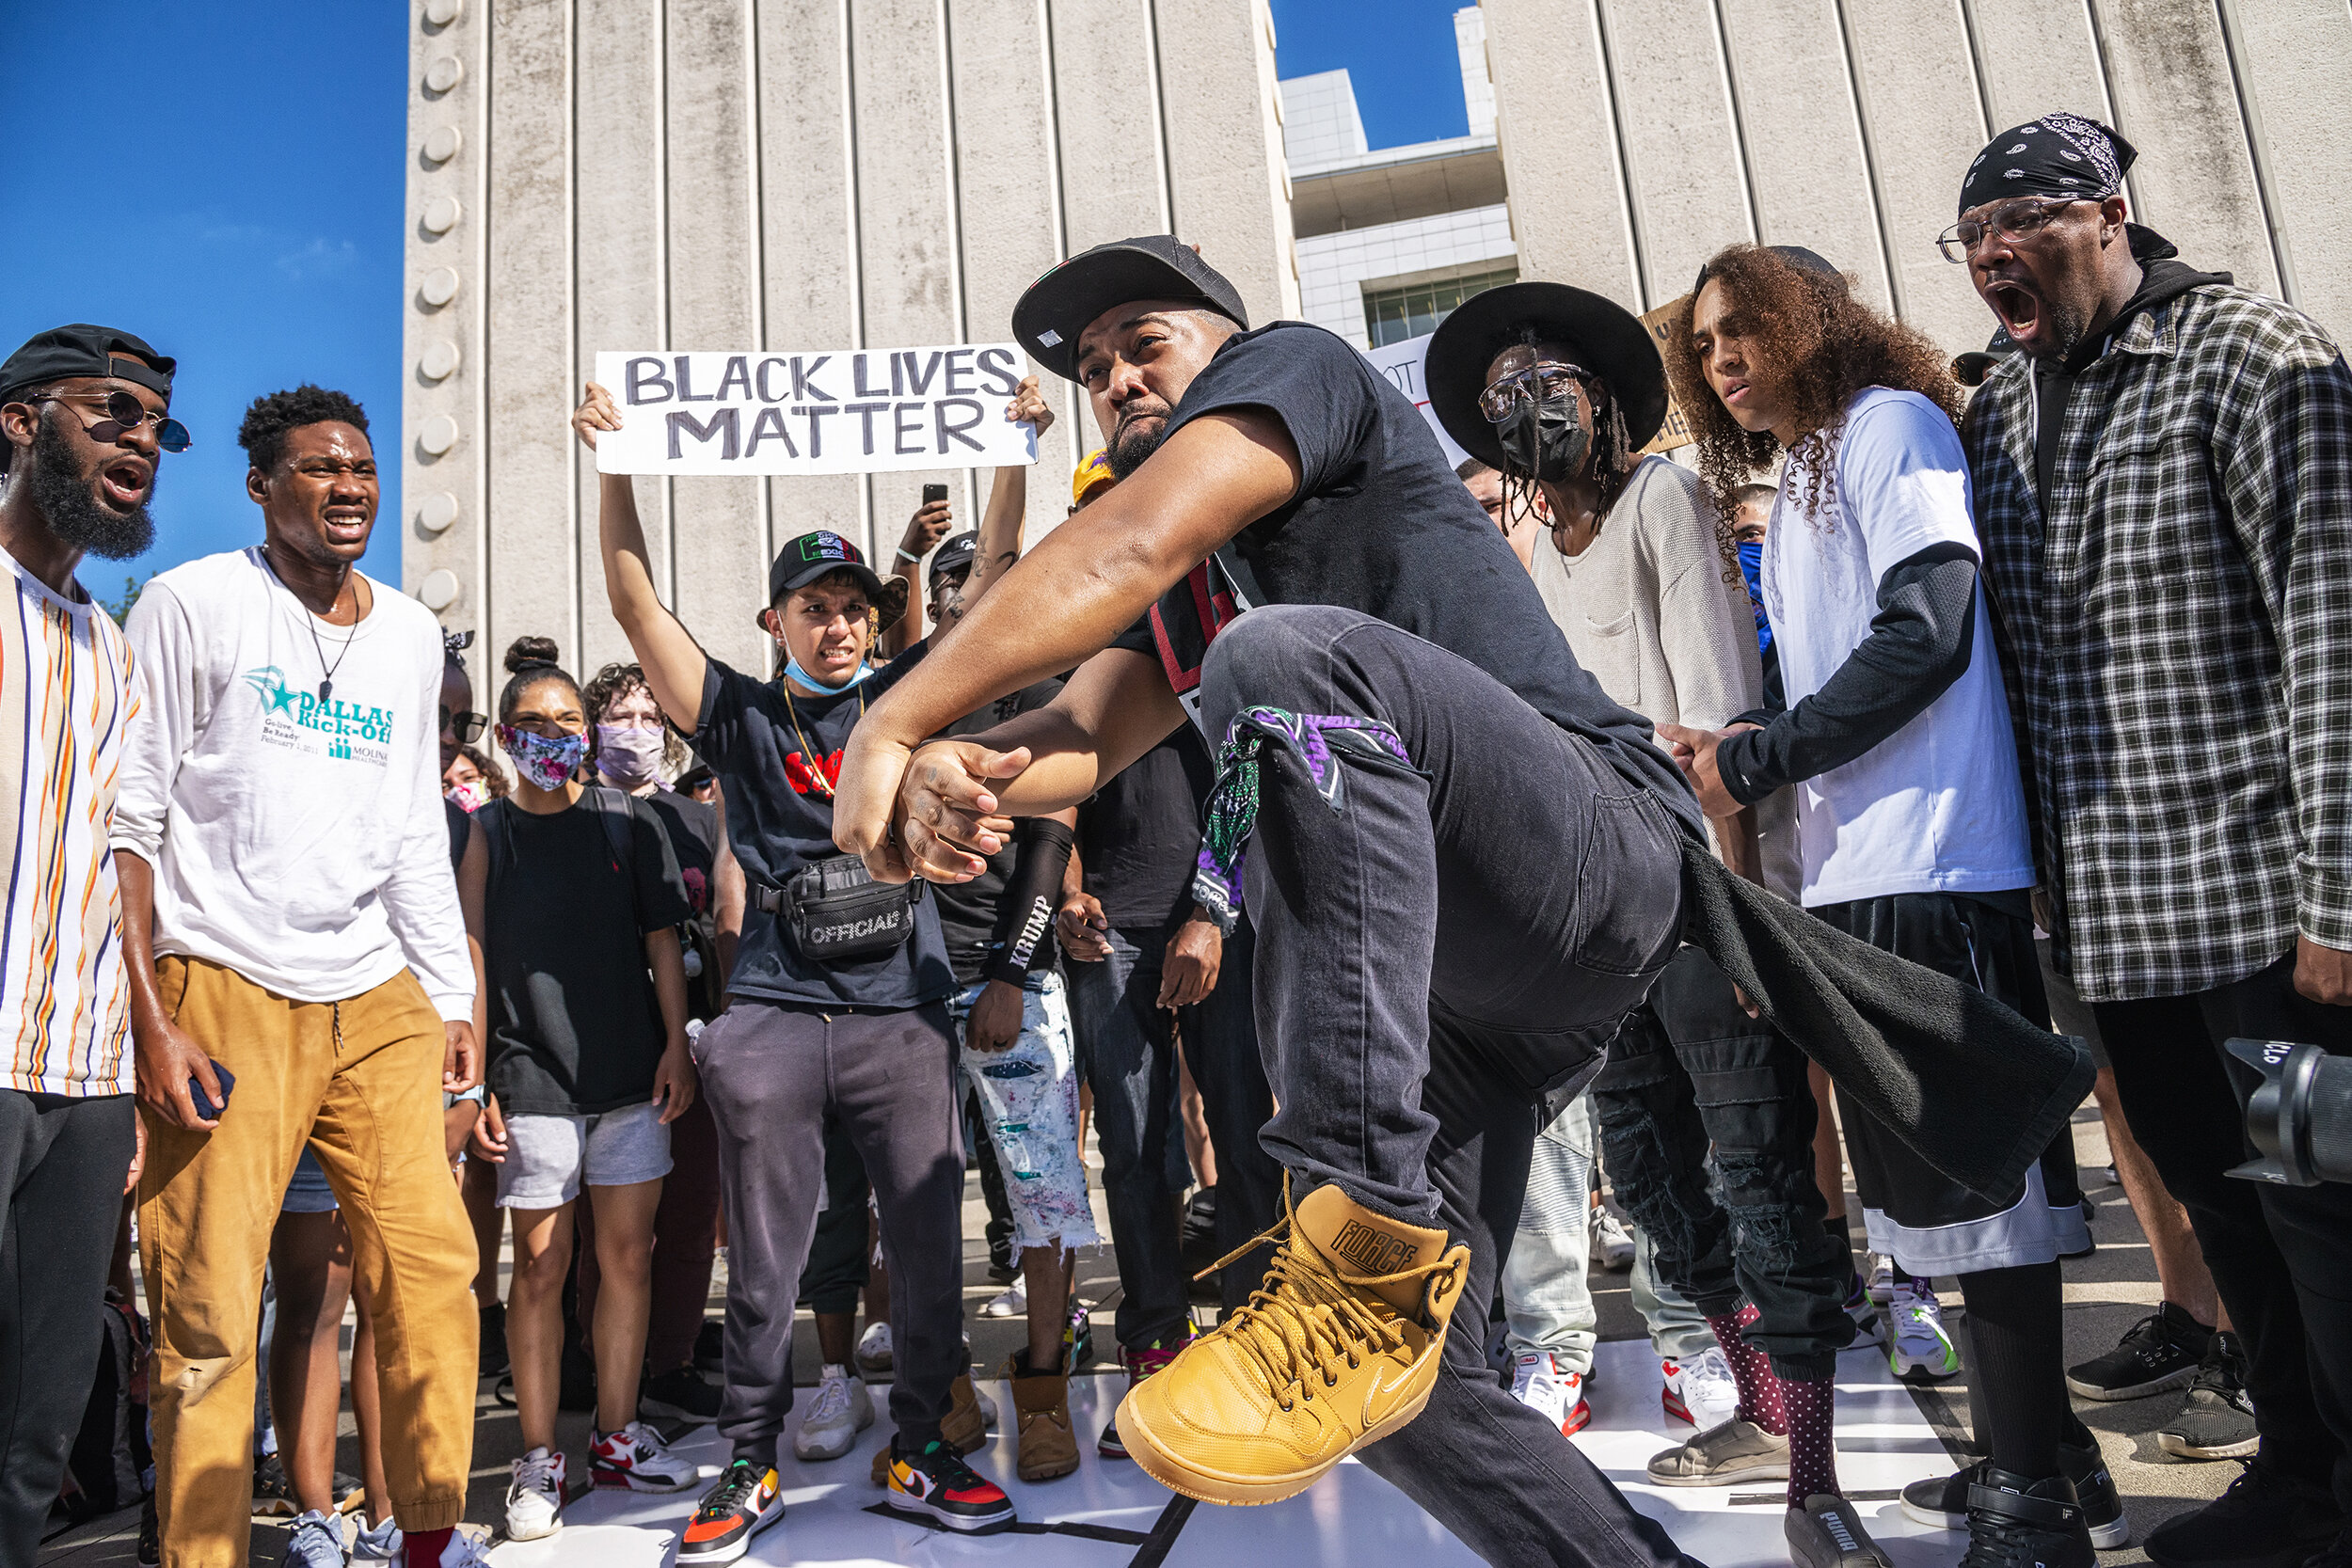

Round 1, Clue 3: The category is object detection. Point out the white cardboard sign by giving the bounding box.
[1363,332,1470,469]
[592,345,1039,476]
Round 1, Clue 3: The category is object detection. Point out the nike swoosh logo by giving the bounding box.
[1359,1357,1417,1425]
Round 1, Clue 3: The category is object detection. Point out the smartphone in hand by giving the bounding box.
[190,1061,236,1121]
[922,483,948,505]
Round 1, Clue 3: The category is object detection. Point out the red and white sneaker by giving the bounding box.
[883,1437,1017,1534]
[1509,1352,1592,1436]
[590,1420,700,1492]
[1661,1346,1740,1429]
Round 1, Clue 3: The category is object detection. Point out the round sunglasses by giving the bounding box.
[35,390,192,452]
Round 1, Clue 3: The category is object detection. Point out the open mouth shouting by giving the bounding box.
[320,502,372,549]
[97,454,152,512]
[1980,274,2045,346]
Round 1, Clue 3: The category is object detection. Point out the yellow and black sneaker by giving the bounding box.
[882,1437,1018,1534]
[1116,1177,1469,1506]
[675,1458,783,1565]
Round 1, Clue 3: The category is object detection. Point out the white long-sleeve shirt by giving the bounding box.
[111,547,472,1021]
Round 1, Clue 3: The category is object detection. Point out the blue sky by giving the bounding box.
[0,5,1458,598]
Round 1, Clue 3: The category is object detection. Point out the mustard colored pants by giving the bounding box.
[139,958,476,1565]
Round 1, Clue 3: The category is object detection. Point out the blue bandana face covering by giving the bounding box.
[784,655,869,695]
[1736,540,1772,657]
[501,726,588,791]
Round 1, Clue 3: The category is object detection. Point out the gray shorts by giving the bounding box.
[496,1101,672,1210]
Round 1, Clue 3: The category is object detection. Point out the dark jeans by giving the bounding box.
[1068,916,1280,1348]
[1202,606,1694,1568]
[697,1000,962,1457]
[2093,952,2352,1510]
[1593,945,1852,1381]
[0,1090,136,1562]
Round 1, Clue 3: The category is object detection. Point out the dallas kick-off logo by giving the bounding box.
[242,666,395,766]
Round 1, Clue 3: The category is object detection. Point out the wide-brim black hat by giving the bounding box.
[1013,236,1248,383]
[1425,281,1667,469]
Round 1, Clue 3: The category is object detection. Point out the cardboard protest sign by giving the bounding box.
[1363,333,1470,469]
[592,345,1039,477]
[1636,298,1695,455]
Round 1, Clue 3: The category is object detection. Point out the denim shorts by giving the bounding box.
[953,972,1100,1253]
[280,1148,339,1214]
[495,1100,673,1210]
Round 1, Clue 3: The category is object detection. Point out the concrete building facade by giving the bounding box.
[403,0,1296,686]
[1480,0,2352,360]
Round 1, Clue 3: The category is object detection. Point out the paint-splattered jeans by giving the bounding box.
[1592,944,1854,1381]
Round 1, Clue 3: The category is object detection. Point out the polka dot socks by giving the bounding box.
[1778,1374,1840,1506]
[1703,1304,1787,1434]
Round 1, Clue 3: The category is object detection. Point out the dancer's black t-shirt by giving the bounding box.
[1107,321,1703,841]
[1080,725,1216,931]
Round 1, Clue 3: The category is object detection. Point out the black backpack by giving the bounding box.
[56,1290,151,1522]
[475,786,642,922]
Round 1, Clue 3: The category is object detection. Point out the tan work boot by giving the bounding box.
[1007,1352,1081,1481]
[941,1371,990,1454]
[1115,1178,1469,1505]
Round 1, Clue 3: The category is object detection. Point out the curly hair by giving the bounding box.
[580,660,689,776]
[237,385,370,473]
[1661,245,1964,540]
[449,744,508,800]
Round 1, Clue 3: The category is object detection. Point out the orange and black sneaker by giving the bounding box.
[882,1437,1017,1534]
[675,1458,782,1564]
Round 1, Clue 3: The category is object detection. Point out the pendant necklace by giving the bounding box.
[262,546,360,704]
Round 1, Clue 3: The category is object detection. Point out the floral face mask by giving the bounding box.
[499,724,588,791]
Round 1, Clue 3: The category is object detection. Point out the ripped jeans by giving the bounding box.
[1592,944,1854,1381]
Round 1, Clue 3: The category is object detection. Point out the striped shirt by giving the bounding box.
[1,545,137,1096]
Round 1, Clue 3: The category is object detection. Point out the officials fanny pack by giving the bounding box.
[756,854,925,963]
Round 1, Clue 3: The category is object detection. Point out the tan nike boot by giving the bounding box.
[941,1371,989,1453]
[1007,1353,1081,1481]
[1115,1178,1470,1506]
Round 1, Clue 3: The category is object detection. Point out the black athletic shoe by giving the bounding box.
[1181,1187,1222,1303]
[882,1438,1016,1534]
[640,1365,723,1423]
[1902,1444,2127,1548]
[693,1318,724,1376]
[137,1493,159,1567]
[2143,1460,2343,1568]
[675,1458,783,1565]
[251,1451,298,1516]
[1787,1495,1894,1568]
[1959,1468,2094,1568]
[2066,1302,2209,1402]
[2159,1332,2259,1460]
[479,1302,509,1379]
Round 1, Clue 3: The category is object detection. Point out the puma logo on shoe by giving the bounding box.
[1327,1220,1417,1276]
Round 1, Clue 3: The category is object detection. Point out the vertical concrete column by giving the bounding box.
[484,0,577,671]
[404,0,491,691]
[573,0,669,673]
[1157,0,1302,327]
[665,0,766,677]
[1482,0,1642,306]
[1052,0,1172,246]
[1598,0,1756,304]
[2222,0,2352,339]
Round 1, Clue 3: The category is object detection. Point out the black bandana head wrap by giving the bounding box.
[1958,113,2137,216]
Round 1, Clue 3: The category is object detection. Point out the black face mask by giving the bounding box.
[1496,391,1591,483]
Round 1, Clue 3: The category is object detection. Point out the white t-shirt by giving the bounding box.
[111,548,472,1019]
[1760,388,2033,907]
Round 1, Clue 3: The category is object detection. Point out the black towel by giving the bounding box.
[1677,839,2093,1206]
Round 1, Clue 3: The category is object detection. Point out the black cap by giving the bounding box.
[1692,245,1847,299]
[760,530,908,631]
[1013,236,1248,382]
[1424,281,1668,468]
[0,324,175,403]
[930,531,978,581]
[1952,327,2019,389]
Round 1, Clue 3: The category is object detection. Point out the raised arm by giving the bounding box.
[572,382,710,730]
[960,378,1057,615]
[833,406,1300,880]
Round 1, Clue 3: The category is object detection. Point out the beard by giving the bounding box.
[23,412,157,562]
[1105,404,1172,480]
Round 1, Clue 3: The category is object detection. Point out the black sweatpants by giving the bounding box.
[1594,946,1854,1380]
[697,999,963,1459]
[1202,606,1699,1568]
[0,1089,136,1562]
[2093,952,2352,1512]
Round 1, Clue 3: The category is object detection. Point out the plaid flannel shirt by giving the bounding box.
[1967,276,2352,1004]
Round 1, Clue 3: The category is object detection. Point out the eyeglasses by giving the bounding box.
[34,390,192,452]
[1937,198,2089,262]
[1478,361,1592,424]
[440,705,487,742]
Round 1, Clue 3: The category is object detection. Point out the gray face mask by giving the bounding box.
[1496,389,1592,483]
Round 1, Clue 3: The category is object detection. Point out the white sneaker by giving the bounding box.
[504,1447,565,1541]
[1589,1208,1635,1271]
[1866,1255,1894,1306]
[1887,1277,1962,1382]
[591,1420,700,1492]
[421,1530,496,1568]
[855,1321,894,1374]
[792,1363,876,1460]
[1509,1352,1592,1434]
[976,1383,999,1428]
[351,1514,404,1563]
[981,1279,1026,1319]
[1661,1345,1740,1430]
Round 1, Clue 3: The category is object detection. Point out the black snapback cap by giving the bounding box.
[1013,236,1248,382]
[0,324,176,403]
[760,530,908,631]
